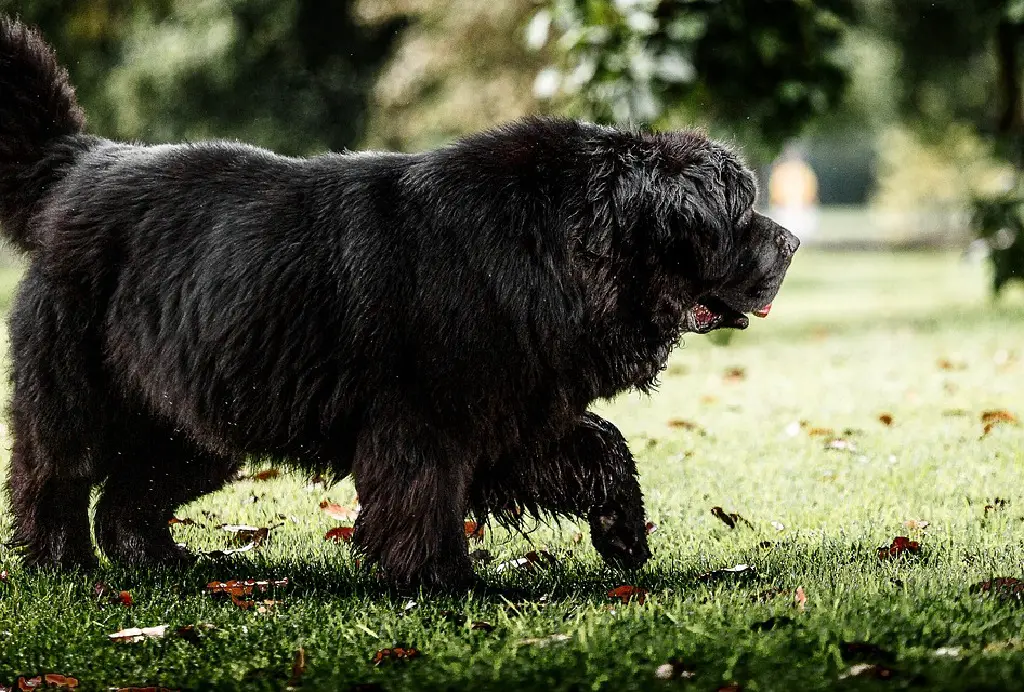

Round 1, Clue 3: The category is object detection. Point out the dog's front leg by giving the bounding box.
[351,424,475,591]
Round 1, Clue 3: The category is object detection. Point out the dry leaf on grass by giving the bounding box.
[494,549,557,573]
[806,427,835,438]
[167,517,198,527]
[645,521,658,535]
[982,409,1019,435]
[607,585,647,604]
[878,413,894,426]
[320,501,359,521]
[666,419,706,435]
[697,564,754,583]
[710,506,753,529]
[93,582,133,608]
[877,536,920,560]
[206,578,289,610]
[108,625,169,643]
[464,521,485,541]
[371,647,420,665]
[250,468,281,481]
[723,367,746,382]
[971,577,1024,604]
[937,358,966,371]
[325,527,355,543]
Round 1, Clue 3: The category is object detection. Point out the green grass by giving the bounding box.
[1,251,1024,691]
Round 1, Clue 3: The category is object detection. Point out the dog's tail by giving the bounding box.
[0,16,86,252]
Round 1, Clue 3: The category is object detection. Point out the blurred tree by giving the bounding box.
[530,0,856,162]
[872,0,1024,293]
[1,0,405,155]
[356,0,547,151]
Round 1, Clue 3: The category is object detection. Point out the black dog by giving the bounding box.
[0,18,797,589]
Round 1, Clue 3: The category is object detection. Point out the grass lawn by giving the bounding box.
[1,250,1023,691]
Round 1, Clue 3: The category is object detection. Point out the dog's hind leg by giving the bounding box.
[471,412,651,570]
[6,268,103,569]
[93,414,241,565]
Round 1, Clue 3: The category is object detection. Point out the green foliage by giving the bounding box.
[531,0,853,154]
[1,0,405,155]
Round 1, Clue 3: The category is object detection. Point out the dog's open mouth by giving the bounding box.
[691,299,773,334]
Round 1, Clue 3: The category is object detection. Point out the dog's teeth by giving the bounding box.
[753,303,772,318]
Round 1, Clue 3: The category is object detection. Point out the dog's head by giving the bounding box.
[589,128,799,337]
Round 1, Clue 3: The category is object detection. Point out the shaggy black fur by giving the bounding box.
[0,17,797,590]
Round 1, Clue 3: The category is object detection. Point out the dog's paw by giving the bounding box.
[588,504,651,570]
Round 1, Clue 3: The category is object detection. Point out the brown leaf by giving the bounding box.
[372,647,421,665]
[903,519,930,531]
[877,536,920,560]
[806,427,835,438]
[795,586,807,611]
[251,468,281,481]
[167,517,197,526]
[982,409,1019,435]
[971,577,1024,603]
[320,501,359,521]
[723,367,746,382]
[666,419,706,434]
[464,521,485,541]
[878,413,894,426]
[937,358,966,371]
[288,648,306,687]
[607,585,647,604]
[0,569,8,582]
[325,527,355,543]
[645,521,658,535]
[205,578,289,599]
[710,506,752,529]
[41,676,78,689]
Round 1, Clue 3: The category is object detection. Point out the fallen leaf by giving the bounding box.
[0,569,8,582]
[205,578,288,598]
[464,521,485,541]
[607,585,647,604]
[288,648,306,687]
[36,675,77,689]
[167,517,197,526]
[108,625,169,643]
[806,427,835,438]
[666,419,706,434]
[645,521,658,535]
[14,677,41,690]
[878,413,894,426]
[971,577,1024,604]
[723,367,746,382]
[320,501,359,521]
[571,532,584,545]
[839,664,895,680]
[93,583,133,608]
[697,564,754,582]
[937,358,966,371]
[982,409,1018,425]
[654,658,695,680]
[710,506,752,529]
[877,536,920,560]
[372,647,421,665]
[325,527,355,543]
[251,468,281,481]
[494,549,556,573]
[904,519,930,530]
[795,586,807,611]
[223,526,271,548]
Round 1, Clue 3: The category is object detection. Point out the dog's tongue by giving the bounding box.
[752,303,772,318]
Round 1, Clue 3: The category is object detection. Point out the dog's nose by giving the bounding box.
[779,230,800,255]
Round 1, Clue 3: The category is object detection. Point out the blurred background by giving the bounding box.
[3,0,1024,294]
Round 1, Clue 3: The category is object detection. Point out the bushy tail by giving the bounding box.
[0,16,85,252]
